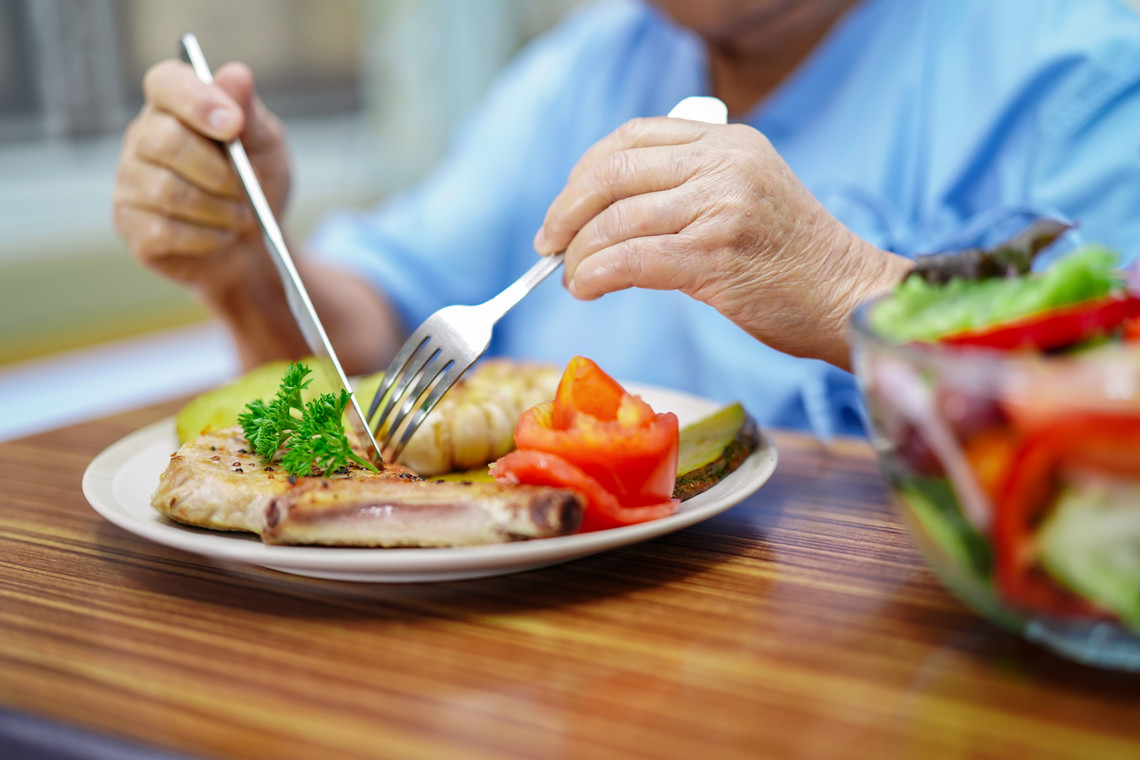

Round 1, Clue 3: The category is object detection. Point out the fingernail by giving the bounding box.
[533,227,548,252]
[208,107,237,134]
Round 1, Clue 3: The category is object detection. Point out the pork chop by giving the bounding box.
[151,426,583,546]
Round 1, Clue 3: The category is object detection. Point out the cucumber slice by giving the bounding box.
[673,402,759,501]
[1038,480,1140,628]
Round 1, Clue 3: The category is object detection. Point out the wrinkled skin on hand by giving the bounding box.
[112,60,291,301]
[534,117,911,369]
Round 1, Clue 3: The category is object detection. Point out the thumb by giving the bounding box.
[213,61,281,154]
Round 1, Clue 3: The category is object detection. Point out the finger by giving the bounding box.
[562,185,699,281]
[566,116,709,187]
[566,230,700,301]
[537,143,702,255]
[131,106,243,198]
[143,59,244,141]
[214,62,285,157]
[113,203,239,262]
[115,159,253,230]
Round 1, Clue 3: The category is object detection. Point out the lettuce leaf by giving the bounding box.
[872,247,1122,343]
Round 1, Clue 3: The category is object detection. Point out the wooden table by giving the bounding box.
[2,402,1138,760]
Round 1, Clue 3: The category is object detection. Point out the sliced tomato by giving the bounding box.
[994,413,1140,616]
[939,294,1140,352]
[551,355,629,428]
[491,450,676,532]
[494,357,681,531]
[515,402,678,508]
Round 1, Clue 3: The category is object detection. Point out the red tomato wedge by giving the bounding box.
[940,294,1140,351]
[551,354,629,428]
[490,450,676,532]
[491,357,680,532]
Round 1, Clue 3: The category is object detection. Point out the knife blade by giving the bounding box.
[179,33,384,464]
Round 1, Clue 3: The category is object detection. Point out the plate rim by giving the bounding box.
[82,383,778,582]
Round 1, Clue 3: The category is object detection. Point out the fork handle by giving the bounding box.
[481,252,565,322]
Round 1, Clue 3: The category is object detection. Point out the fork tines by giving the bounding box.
[367,320,475,461]
[366,253,566,463]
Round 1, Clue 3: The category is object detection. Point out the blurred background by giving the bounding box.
[0,0,582,440]
[4,0,1140,441]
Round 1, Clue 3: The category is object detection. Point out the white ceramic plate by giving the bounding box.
[82,384,777,582]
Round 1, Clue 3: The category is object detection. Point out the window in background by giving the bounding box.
[0,0,583,441]
[25,0,127,141]
[0,0,583,148]
[0,0,363,144]
[0,0,38,141]
[0,0,583,368]
[120,0,363,121]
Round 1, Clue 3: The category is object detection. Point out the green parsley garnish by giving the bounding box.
[237,362,378,477]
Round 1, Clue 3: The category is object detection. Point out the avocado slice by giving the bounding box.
[175,358,353,443]
[673,402,759,501]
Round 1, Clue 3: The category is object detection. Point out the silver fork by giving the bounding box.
[368,95,729,460]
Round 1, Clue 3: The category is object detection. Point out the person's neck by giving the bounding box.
[707,4,856,118]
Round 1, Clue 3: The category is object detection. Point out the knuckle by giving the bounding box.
[141,216,171,254]
[618,117,651,142]
[733,122,769,147]
[597,152,633,195]
[136,113,184,161]
[141,63,165,99]
[133,216,172,259]
[600,200,632,240]
[112,158,133,194]
[145,171,175,211]
[204,160,237,195]
[111,199,133,237]
[624,239,650,278]
[122,113,144,150]
[142,59,184,102]
[162,174,192,214]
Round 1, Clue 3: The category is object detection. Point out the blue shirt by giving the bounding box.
[309,0,1140,440]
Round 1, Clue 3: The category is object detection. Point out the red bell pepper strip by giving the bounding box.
[491,357,680,532]
[940,294,1140,351]
[995,413,1140,616]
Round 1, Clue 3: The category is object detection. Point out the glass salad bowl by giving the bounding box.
[850,299,1140,671]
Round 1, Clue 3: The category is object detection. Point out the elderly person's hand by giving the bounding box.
[111,60,401,372]
[533,117,911,369]
[112,60,290,301]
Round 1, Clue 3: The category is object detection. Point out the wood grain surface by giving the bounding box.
[1,402,1138,760]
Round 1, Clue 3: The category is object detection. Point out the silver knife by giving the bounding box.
[179,33,383,464]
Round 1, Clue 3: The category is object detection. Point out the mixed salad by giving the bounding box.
[865,220,1140,630]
